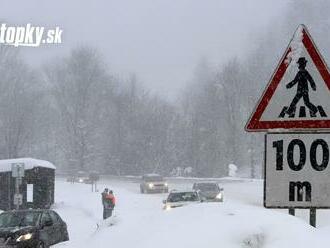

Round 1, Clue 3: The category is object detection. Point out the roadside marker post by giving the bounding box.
[11,163,25,210]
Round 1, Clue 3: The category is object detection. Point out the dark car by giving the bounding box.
[192,182,224,202]
[0,209,69,248]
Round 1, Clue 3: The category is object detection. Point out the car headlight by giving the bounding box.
[164,204,171,211]
[216,193,223,199]
[16,233,33,242]
[148,183,154,188]
[164,183,168,187]
[79,178,83,183]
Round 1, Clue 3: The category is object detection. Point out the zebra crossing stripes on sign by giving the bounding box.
[246,24,330,131]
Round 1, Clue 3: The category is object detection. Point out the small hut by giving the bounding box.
[0,158,56,211]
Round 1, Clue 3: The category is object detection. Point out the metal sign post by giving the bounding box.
[11,163,25,210]
[289,208,295,216]
[89,172,99,193]
[310,208,316,227]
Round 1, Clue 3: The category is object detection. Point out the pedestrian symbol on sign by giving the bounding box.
[279,57,327,118]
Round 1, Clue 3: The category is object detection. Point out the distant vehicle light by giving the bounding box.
[148,183,154,188]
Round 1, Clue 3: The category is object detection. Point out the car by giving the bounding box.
[192,182,224,202]
[0,209,69,248]
[140,174,169,194]
[66,171,89,184]
[163,190,202,210]
[75,171,89,183]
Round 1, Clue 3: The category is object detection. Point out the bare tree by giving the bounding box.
[0,47,38,158]
[45,47,109,171]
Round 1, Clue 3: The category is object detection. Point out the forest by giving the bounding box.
[0,0,328,177]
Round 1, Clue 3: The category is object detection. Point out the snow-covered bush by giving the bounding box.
[228,164,238,177]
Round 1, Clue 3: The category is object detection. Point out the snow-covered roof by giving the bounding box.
[0,158,56,172]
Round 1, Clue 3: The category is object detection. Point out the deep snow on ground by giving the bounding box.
[48,177,330,248]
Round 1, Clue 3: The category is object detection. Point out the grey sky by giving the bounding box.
[0,0,287,99]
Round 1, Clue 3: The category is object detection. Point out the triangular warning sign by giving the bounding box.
[246,24,330,132]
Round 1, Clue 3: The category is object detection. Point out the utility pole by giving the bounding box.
[11,163,24,210]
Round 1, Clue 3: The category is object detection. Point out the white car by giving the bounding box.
[163,190,202,210]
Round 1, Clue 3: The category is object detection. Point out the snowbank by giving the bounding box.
[51,179,330,248]
[84,201,326,248]
[0,158,56,172]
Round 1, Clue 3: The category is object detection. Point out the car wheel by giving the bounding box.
[140,186,144,194]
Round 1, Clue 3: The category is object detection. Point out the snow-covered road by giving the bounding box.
[52,178,330,248]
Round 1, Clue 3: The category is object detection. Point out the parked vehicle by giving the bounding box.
[163,190,202,210]
[76,171,89,183]
[140,174,169,194]
[192,182,224,202]
[0,209,69,248]
[66,171,90,184]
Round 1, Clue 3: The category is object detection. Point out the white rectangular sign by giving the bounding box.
[265,133,330,208]
[27,184,33,202]
[11,163,25,178]
[14,193,23,206]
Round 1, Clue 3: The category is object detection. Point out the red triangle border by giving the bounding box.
[246,25,330,132]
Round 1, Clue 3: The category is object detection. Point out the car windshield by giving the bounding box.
[194,183,219,191]
[0,212,40,228]
[144,176,163,182]
[167,192,199,202]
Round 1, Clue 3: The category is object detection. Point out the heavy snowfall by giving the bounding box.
[1,0,330,247]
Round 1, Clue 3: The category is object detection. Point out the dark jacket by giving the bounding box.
[101,192,108,207]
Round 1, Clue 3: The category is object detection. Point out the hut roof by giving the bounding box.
[0,158,56,172]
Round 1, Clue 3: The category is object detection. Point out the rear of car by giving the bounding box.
[163,190,202,210]
[192,182,224,202]
[140,174,169,194]
[0,209,69,248]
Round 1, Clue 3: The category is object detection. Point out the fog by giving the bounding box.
[0,0,287,98]
[0,0,328,178]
